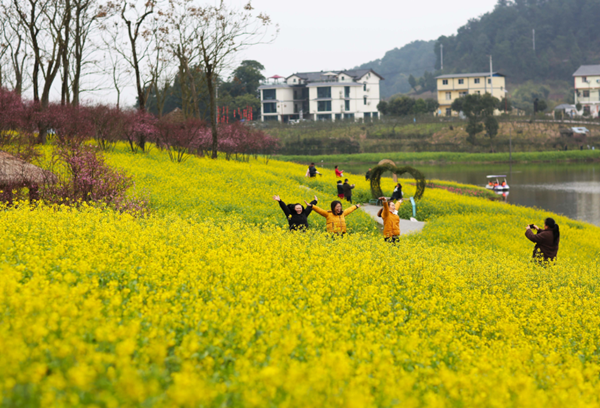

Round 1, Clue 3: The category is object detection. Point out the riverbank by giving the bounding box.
[277,149,600,165]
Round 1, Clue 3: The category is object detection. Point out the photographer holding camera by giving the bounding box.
[525,218,560,263]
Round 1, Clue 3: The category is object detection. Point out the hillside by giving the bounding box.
[435,0,600,82]
[2,146,600,405]
[354,40,436,98]
[358,0,600,99]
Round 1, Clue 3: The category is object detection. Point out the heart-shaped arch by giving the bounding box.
[370,163,426,200]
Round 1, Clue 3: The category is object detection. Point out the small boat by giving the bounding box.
[485,175,510,190]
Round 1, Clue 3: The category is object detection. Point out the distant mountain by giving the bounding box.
[354,40,436,99]
[359,0,600,99]
[435,0,600,83]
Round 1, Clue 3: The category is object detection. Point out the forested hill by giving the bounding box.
[354,40,435,98]
[435,0,600,82]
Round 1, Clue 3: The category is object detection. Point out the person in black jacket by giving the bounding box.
[342,179,355,203]
[273,195,318,230]
[336,180,344,199]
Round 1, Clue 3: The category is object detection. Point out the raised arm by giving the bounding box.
[342,204,359,216]
[274,196,291,217]
[304,198,318,216]
[381,198,389,219]
[525,227,542,243]
[311,205,328,217]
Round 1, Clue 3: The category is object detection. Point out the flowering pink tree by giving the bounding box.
[121,110,157,153]
[89,105,126,151]
[156,118,205,162]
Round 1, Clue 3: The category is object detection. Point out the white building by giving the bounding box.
[573,65,600,118]
[258,69,383,123]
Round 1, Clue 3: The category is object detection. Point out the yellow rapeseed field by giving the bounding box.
[1,146,600,407]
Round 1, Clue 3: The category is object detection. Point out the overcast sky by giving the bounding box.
[231,0,500,77]
[81,0,499,106]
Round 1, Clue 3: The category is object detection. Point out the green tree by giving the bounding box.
[408,75,417,92]
[377,101,389,115]
[220,60,265,98]
[388,96,415,116]
[452,93,499,144]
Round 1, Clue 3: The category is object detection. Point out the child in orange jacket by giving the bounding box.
[379,197,401,243]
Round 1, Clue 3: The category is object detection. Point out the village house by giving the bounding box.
[435,72,507,116]
[573,65,600,118]
[258,69,383,123]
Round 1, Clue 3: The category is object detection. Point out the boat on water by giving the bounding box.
[485,175,510,191]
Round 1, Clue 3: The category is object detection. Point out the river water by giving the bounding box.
[338,161,600,226]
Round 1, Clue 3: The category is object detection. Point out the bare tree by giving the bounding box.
[117,0,155,111]
[13,0,70,109]
[192,1,276,158]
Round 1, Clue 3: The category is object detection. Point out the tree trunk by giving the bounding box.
[206,68,218,159]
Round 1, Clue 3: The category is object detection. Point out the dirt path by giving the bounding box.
[360,204,426,235]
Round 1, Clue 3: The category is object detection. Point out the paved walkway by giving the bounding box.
[360,204,426,235]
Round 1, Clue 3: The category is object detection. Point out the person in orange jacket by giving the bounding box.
[379,197,401,243]
[309,200,360,234]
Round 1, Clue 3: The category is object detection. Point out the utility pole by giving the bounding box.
[490,55,493,97]
[440,44,444,70]
[532,29,535,55]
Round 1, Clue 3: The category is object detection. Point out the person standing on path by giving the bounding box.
[525,218,560,263]
[336,180,345,199]
[390,182,403,201]
[379,197,401,243]
[273,195,318,231]
[342,179,355,203]
[311,200,360,235]
[335,165,344,178]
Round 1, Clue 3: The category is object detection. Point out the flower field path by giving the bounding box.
[361,204,426,235]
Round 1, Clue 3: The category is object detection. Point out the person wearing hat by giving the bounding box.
[342,179,355,203]
[273,195,318,231]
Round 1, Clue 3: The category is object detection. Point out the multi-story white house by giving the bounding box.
[258,69,383,123]
[573,65,600,118]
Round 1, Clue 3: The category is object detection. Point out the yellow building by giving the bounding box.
[436,72,507,116]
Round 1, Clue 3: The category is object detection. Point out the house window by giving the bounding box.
[458,79,464,85]
[442,79,448,85]
[345,100,350,111]
[364,112,371,120]
[264,115,278,121]
[263,89,276,100]
[317,101,332,112]
[445,108,452,116]
[583,90,590,97]
[445,92,452,100]
[363,96,367,105]
[363,83,367,91]
[459,91,467,97]
[335,113,342,120]
[584,106,591,115]
[344,113,355,120]
[488,78,492,84]
[294,91,297,99]
[263,103,277,113]
[317,87,331,98]
[316,114,332,121]
[294,104,298,113]
[582,76,587,82]
[345,86,350,98]
[293,78,297,83]
[341,76,344,81]
[373,112,379,119]
[474,78,480,84]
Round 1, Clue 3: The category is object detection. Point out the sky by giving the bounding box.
[74,0,500,106]
[231,0,500,78]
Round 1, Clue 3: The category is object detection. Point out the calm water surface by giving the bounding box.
[334,161,600,226]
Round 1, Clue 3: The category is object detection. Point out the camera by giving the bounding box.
[529,224,536,229]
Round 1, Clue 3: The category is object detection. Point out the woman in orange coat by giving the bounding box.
[379,197,401,243]
[310,200,360,234]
